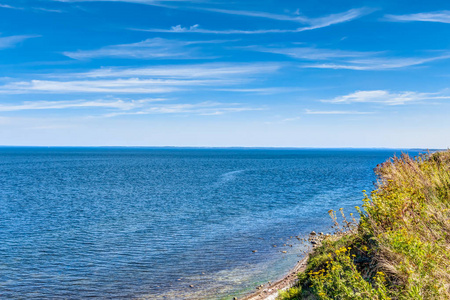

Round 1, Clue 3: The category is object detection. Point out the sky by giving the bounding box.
[0,0,450,147]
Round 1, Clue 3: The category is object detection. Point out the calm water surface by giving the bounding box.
[0,148,420,299]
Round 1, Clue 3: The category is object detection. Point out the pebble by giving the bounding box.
[310,231,316,236]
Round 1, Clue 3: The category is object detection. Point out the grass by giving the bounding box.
[278,150,450,300]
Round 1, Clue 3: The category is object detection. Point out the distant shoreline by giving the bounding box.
[0,146,438,151]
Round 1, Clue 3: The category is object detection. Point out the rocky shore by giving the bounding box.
[237,231,328,300]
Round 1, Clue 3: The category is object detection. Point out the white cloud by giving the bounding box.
[54,0,199,4]
[0,4,62,12]
[199,8,310,23]
[63,37,224,60]
[305,109,373,115]
[0,98,165,112]
[199,7,374,26]
[307,8,374,28]
[304,55,450,70]
[63,63,281,79]
[101,101,263,117]
[137,25,294,34]
[0,78,207,94]
[321,90,450,105]
[251,46,450,70]
[34,7,63,13]
[0,63,280,94]
[212,87,301,94]
[254,46,379,60]
[0,35,40,50]
[264,116,301,124]
[385,11,450,23]
[0,4,20,9]
[136,7,374,34]
[0,98,261,117]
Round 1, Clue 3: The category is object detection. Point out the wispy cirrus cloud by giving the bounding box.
[321,90,450,105]
[135,7,374,34]
[0,78,213,94]
[251,46,450,70]
[200,7,374,25]
[0,63,281,94]
[53,0,201,4]
[212,87,303,94]
[304,55,450,70]
[0,35,40,50]
[0,98,261,117]
[305,109,373,115]
[103,101,263,117]
[385,11,450,23]
[0,98,165,112]
[63,37,226,60]
[0,4,19,9]
[198,7,375,26]
[66,63,281,79]
[0,4,63,12]
[264,116,301,124]
[253,46,380,60]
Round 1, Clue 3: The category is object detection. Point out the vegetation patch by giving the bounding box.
[279,150,450,300]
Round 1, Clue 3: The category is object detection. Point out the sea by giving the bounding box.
[0,148,422,299]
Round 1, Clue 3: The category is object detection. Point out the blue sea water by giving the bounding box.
[0,148,421,299]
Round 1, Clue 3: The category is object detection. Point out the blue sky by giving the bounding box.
[1,0,450,147]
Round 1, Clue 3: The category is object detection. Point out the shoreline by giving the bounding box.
[238,232,329,300]
[238,253,310,300]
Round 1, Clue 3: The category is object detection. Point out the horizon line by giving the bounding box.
[0,145,442,151]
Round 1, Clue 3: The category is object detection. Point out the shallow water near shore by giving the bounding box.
[0,148,421,299]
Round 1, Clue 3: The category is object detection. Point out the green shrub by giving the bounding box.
[279,150,450,300]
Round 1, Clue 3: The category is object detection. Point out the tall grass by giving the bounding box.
[279,150,450,300]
